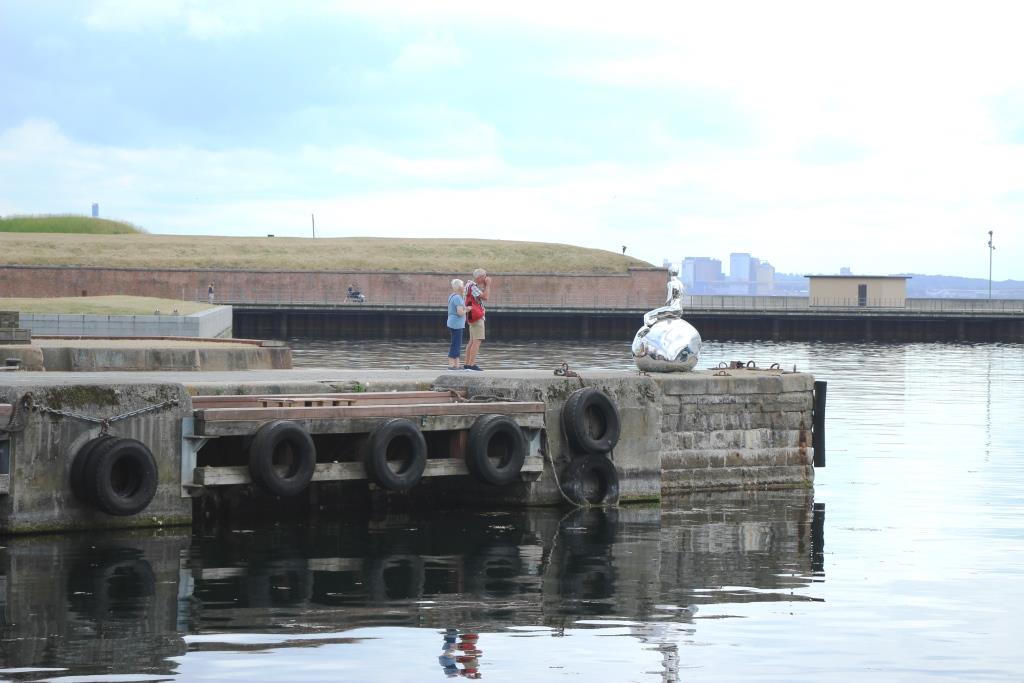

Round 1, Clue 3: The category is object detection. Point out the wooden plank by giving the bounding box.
[195,412,545,437]
[308,557,363,572]
[192,455,544,486]
[195,400,545,423]
[191,391,461,409]
[0,404,12,418]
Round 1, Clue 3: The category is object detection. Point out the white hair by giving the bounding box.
[451,278,464,290]
[472,268,486,279]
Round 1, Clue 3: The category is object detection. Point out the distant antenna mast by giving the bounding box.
[988,230,995,299]
[311,213,316,239]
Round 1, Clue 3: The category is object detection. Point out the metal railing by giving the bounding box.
[194,288,1024,314]
[682,296,1024,313]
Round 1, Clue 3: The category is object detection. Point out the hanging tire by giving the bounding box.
[248,420,317,497]
[364,418,427,492]
[562,455,619,506]
[562,387,621,455]
[84,437,159,516]
[70,434,114,504]
[466,414,527,486]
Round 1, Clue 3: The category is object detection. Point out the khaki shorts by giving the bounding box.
[468,319,485,341]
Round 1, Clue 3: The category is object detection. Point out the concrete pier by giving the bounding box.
[2,337,292,372]
[0,367,817,534]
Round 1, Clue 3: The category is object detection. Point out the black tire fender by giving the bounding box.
[364,418,427,492]
[248,420,317,497]
[466,414,527,486]
[70,434,114,505]
[561,387,621,455]
[561,454,620,506]
[84,437,159,516]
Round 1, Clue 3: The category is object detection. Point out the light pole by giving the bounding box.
[988,230,995,299]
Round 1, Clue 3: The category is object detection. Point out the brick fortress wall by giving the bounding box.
[0,266,669,309]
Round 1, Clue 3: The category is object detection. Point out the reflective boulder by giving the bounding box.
[631,274,702,372]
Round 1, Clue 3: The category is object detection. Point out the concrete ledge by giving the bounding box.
[19,306,233,339]
[0,338,291,371]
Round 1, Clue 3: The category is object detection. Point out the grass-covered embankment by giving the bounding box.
[0,233,652,273]
[0,214,144,234]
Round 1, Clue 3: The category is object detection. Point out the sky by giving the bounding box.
[2,0,1023,279]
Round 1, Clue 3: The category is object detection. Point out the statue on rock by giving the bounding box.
[631,273,702,372]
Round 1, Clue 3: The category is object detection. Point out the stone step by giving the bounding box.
[0,328,31,344]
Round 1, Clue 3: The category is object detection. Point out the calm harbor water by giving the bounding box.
[2,339,1023,681]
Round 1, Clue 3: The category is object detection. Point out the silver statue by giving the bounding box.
[631,274,702,372]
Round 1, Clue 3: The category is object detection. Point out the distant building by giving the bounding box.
[91,203,99,218]
[729,253,752,281]
[681,257,723,294]
[754,261,775,295]
[806,275,911,307]
[724,252,775,294]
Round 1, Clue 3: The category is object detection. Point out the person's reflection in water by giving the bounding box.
[439,628,459,677]
[438,628,482,678]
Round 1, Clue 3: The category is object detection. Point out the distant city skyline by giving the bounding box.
[665,250,1023,298]
[1,3,1023,280]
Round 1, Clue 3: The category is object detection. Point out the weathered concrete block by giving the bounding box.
[0,383,193,533]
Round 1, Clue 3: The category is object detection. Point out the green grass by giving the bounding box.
[0,214,145,234]
[0,295,212,315]
[0,233,653,273]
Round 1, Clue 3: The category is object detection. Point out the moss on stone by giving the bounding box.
[43,386,120,410]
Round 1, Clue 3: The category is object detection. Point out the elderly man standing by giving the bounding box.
[463,268,490,371]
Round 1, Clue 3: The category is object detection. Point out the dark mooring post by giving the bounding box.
[812,380,827,467]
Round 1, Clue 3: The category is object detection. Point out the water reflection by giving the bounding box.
[0,530,188,680]
[439,629,482,679]
[0,491,820,680]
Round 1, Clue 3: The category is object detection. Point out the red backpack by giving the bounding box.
[465,288,485,323]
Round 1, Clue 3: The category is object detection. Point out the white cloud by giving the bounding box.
[3,118,1021,278]
[83,0,268,39]
[8,2,1024,279]
[391,37,464,74]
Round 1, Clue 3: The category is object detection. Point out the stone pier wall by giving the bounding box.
[0,265,669,309]
[656,371,814,493]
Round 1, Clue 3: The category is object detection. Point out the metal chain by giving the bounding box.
[553,362,586,387]
[1,393,34,434]
[30,397,179,434]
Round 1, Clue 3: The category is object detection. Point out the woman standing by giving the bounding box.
[446,278,466,370]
